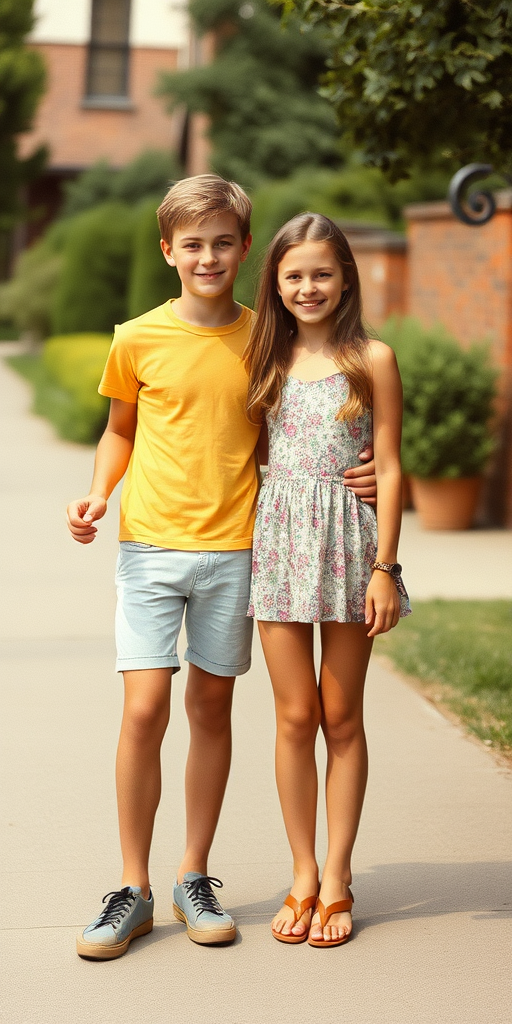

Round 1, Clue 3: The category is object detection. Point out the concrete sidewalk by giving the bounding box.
[1,356,511,1024]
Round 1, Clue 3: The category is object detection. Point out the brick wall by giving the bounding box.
[341,204,512,525]
[19,43,182,169]
[344,227,408,333]
[405,195,512,526]
[404,195,512,370]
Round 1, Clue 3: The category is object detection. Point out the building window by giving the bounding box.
[85,0,131,100]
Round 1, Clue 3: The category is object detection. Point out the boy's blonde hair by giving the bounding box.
[157,174,252,243]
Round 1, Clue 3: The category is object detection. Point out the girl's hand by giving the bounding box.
[66,494,107,544]
[365,571,400,637]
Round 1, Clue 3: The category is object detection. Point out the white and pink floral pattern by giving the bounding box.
[248,373,411,622]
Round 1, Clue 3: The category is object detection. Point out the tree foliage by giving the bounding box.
[158,0,340,186]
[0,0,47,228]
[279,1,512,180]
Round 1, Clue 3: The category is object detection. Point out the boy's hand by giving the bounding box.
[365,571,400,637]
[343,445,376,506]
[67,494,107,544]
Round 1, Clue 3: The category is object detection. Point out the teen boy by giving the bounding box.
[67,174,377,959]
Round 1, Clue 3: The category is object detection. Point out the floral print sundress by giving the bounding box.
[248,373,411,623]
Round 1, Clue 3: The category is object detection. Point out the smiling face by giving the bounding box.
[276,240,347,327]
[161,213,251,301]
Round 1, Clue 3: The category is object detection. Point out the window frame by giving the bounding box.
[84,0,132,107]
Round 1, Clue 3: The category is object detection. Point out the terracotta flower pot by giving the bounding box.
[409,476,482,530]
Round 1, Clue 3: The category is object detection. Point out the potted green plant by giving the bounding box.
[381,318,498,529]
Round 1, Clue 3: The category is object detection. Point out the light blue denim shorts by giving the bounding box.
[115,543,253,676]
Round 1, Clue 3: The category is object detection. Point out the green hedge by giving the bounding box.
[52,202,135,334]
[127,196,180,319]
[0,219,70,339]
[380,317,498,478]
[9,333,112,444]
[1,161,451,336]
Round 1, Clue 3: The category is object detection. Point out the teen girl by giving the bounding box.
[245,213,410,948]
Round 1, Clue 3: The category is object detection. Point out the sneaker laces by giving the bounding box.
[182,876,226,919]
[91,887,137,930]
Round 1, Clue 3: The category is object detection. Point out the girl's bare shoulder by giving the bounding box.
[367,341,401,397]
[367,338,397,365]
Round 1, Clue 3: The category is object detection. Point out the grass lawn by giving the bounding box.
[375,600,512,757]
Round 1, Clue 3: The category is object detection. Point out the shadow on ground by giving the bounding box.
[222,860,512,933]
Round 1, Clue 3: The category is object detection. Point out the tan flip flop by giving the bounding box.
[271,893,318,944]
[307,889,354,947]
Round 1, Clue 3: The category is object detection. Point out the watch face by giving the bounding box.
[392,563,402,575]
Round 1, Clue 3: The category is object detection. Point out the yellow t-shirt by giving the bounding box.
[98,301,260,550]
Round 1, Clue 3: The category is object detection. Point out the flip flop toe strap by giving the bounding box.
[317,892,354,929]
[284,893,318,925]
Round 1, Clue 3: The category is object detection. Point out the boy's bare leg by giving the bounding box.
[177,664,235,881]
[116,668,173,898]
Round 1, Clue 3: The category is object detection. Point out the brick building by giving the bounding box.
[18,0,197,238]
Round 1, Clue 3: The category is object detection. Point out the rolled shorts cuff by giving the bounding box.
[116,654,181,674]
[185,646,251,677]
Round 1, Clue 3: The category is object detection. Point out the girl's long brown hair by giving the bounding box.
[245,213,372,423]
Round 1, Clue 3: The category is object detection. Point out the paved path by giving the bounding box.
[1,355,511,1024]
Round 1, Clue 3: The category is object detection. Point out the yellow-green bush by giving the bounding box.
[42,333,112,443]
[9,333,112,444]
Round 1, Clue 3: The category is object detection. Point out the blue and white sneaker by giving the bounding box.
[77,886,154,959]
[173,873,236,945]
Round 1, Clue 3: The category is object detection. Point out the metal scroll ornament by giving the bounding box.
[448,164,496,225]
[448,163,512,226]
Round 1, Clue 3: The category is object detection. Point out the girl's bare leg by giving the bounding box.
[310,621,373,943]
[258,621,321,938]
[178,665,235,881]
[116,668,173,898]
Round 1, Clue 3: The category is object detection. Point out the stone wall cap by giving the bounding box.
[404,189,512,220]
[336,221,406,251]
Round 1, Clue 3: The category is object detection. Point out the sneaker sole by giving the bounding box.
[76,917,153,960]
[173,903,236,945]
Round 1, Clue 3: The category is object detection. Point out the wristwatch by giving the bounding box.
[372,561,402,578]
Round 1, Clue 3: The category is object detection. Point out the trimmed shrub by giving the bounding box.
[127,196,180,319]
[9,333,112,443]
[61,150,181,218]
[111,150,180,205]
[0,219,70,339]
[42,333,112,442]
[60,160,115,219]
[380,317,498,478]
[52,202,135,335]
